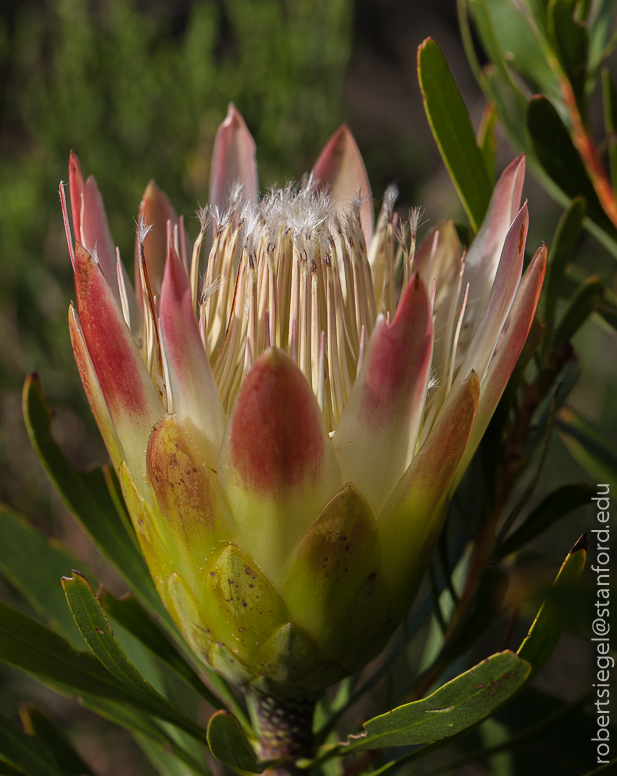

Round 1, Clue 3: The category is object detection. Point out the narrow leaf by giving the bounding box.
[345,651,530,751]
[548,0,588,115]
[0,505,89,647]
[20,705,94,776]
[98,589,223,710]
[0,598,147,702]
[497,483,595,559]
[206,711,262,773]
[553,275,604,346]
[526,96,617,238]
[602,69,617,194]
[135,733,208,776]
[518,534,587,681]
[589,0,616,73]
[557,407,617,491]
[470,0,561,102]
[0,597,211,750]
[78,696,210,776]
[543,197,586,337]
[61,572,209,746]
[0,714,62,776]
[0,762,26,775]
[418,37,492,230]
[22,374,169,625]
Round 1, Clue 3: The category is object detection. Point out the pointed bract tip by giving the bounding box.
[69,150,82,172]
[224,102,242,125]
[143,179,160,199]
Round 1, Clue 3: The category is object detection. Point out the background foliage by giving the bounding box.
[0,0,615,774]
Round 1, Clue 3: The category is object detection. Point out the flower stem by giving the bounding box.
[254,693,316,775]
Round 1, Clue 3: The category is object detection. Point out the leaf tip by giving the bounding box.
[571,532,588,554]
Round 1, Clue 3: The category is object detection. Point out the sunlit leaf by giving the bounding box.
[78,696,209,776]
[98,589,223,710]
[470,0,561,101]
[518,534,587,681]
[22,373,169,625]
[418,37,492,230]
[61,572,209,746]
[344,652,530,751]
[0,505,89,648]
[206,711,262,773]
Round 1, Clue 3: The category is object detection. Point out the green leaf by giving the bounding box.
[0,597,210,748]
[0,713,63,776]
[78,697,210,776]
[557,407,617,490]
[134,733,208,776]
[553,275,604,346]
[589,0,616,74]
[98,589,223,711]
[561,264,617,331]
[543,197,586,339]
[496,483,596,559]
[602,69,617,193]
[19,705,94,776]
[477,102,498,182]
[526,95,617,238]
[0,505,92,648]
[470,0,561,102]
[0,762,26,775]
[418,37,492,231]
[61,572,209,746]
[547,0,588,114]
[22,373,169,626]
[0,597,147,701]
[518,534,587,681]
[206,711,262,773]
[525,0,550,33]
[345,652,530,751]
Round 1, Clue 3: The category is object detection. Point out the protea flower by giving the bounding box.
[61,105,545,749]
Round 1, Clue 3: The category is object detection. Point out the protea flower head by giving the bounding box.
[61,104,546,702]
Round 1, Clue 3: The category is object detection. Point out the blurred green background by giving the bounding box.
[0,0,615,774]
